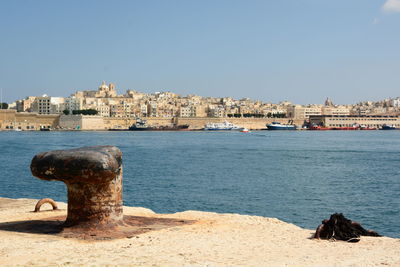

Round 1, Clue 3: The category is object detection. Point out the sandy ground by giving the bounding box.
[0,197,399,266]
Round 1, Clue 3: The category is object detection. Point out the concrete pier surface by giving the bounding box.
[0,197,399,266]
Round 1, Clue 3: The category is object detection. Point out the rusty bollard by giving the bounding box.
[30,146,123,229]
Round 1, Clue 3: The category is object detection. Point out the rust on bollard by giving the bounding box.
[30,146,123,230]
[34,198,58,212]
[29,145,194,240]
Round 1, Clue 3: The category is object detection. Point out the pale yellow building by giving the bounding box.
[309,115,400,128]
[286,105,322,120]
[321,106,350,116]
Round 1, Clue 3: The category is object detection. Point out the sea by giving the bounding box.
[0,130,399,238]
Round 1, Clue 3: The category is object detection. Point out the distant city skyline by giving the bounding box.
[1,0,399,105]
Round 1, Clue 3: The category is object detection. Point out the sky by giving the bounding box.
[0,0,399,105]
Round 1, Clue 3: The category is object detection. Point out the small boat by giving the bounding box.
[331,126,359,130]
[108,128,129,131]
[359,125,377,130]
[381,124,397,130]
[204,121,243,131]
[308,124,332,130]
[266,122,296,130]
[240,128,250,133]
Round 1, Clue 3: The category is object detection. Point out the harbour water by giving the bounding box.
[0,130,399,238]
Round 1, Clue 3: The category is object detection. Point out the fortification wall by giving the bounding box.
[0,110,59,130]
[103,117,174,129]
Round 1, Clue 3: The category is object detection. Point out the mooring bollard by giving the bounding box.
[30,146,123,229]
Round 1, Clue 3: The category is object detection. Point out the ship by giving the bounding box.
[128,118,189,131]
[204,121,244,131]
[266,122,297,130]
[381,124,397,130]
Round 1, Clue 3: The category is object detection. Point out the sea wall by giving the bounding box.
[60,115,105,130]
[0,110,305,130]
[103,117,174,130]
[0,110,59,130]
[175,117,305,129]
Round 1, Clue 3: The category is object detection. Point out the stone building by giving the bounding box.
[32,96,65,114]
[286,105,322,120]
[309,115,400,128]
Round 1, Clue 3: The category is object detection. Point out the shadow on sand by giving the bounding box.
[0,215,195,241]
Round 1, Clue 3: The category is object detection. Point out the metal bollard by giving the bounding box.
[30,146,123,229]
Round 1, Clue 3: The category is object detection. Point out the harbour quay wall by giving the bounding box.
[0,110,304,130]
[59,115,105,130]
[0,110,59,130]
[103,117,174,130]
[175,118,304,130]
[103,117,304,130]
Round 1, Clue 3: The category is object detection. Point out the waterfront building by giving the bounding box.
[96,103,111,117]
[0,109,59,130]
[16,96,36,112]
[32,95,65,115]
[147,101,158,117]
[179,105,197,117]
[63,97,83,113]
[321,106,350,116]
[286,105,322,120]
[309,115,400,128]
[208,105,225,118]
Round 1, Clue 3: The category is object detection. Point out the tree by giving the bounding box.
[0,103,8,109]
[63,109,70,115]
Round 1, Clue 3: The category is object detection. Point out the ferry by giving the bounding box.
[204,121,243,131]
[266,122,297,130]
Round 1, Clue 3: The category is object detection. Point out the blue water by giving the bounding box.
[0,131,399,238]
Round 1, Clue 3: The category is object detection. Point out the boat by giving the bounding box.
[129,118,189,131]
[108,128,129,131]
[381,124,397,130]
[240,128,250,133]
[204,121,244,131]
[359,125,377,130]
[331,126,359,130]
[309,125,332,130]
[266,122,297,130]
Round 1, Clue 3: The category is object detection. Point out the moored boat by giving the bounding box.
[309,125,332,130]
[266,122,297,130]
[129,118,189,131]
[204,121,243,131]
[381,124,397,130]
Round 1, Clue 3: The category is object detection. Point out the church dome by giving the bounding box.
[99,81,109,91]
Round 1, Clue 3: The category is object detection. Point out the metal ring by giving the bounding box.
[34,198,58,212]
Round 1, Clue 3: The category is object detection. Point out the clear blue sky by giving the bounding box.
[1,0,399,104]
